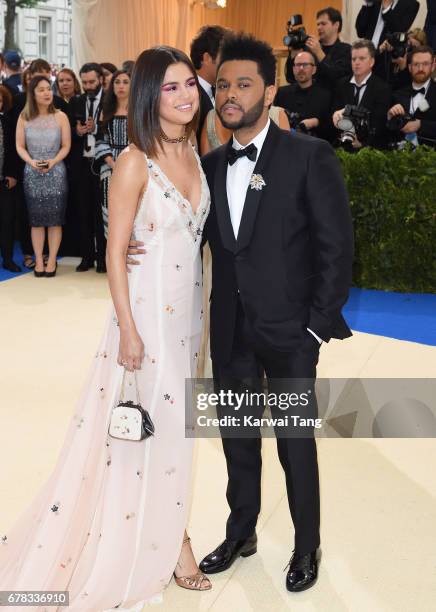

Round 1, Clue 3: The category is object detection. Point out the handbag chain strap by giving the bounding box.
[119,370,141,405]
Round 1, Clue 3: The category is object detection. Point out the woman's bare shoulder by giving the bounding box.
[112,145,148,187]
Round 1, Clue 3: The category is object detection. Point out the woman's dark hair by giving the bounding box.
[102,69,131,126]
[217,33,277,87]
[22,76,55,121]
[55,67,81,98]
[0,85,13,112]
[21,67,31,93]
[29,58,51,75]
[128,46,199,157]
[100,62,117,74]
[190,25,227,70]
[316,7,343,33]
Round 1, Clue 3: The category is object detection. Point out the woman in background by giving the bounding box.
[101,61,118,93]
[56,67,81,102]
[95,69,130,238]
[16,76,70,277]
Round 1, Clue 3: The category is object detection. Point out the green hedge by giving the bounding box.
[336,146,436,293]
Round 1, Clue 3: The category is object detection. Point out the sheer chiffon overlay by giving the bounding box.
[0,148,210,611]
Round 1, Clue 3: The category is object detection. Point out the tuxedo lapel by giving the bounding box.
[214,141,237,252]
[235,121,281,254]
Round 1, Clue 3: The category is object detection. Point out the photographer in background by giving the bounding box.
[285,8,351,92]
[378,28,428,90]
[333,40,391,149]
[275,50,332,140]
[387,46,436,147]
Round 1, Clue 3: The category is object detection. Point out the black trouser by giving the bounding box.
[15,182,33,255]
[213,298,321,555]
[0,183,16,262]
[74,157,106,261]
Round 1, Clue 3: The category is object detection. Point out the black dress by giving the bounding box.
[95,115,128,237]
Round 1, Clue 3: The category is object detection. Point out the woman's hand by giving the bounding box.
[118,328,145,371]
[30,159,44,172]
[41,159,56,173]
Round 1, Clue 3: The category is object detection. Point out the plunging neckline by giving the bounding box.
[147,147,204,217]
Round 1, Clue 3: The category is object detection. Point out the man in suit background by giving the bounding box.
[69,62,106,272]
[333,39,392,148]
[190,25,227,146]
[198,33,354,593]
[356,0,420,48]
[388,45,436,146]
[275,49,333,140]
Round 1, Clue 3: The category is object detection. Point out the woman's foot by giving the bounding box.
[45,258,57,275]
[23,255,35,269]
[174,536,212,591]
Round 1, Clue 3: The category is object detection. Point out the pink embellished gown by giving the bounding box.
[0,147,210,611]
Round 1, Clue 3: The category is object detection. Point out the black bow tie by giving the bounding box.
[411,87,426,97]
[227,143,258,166]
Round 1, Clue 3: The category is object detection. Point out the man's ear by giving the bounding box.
[265,84,277,107]
[202,51,213,66]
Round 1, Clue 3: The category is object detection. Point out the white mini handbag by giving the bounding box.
[109,371,155,441]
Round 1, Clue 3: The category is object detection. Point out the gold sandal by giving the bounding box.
[174,537,212,591]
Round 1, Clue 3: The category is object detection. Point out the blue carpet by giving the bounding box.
[343,288,436,347]
[0,243,32,282]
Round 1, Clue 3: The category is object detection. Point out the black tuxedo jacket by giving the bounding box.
[68,93,104,167]
[394,80,436,146]
[356,0,419,43]
[202,122,354,365]
[0,113,20,179]
[197,84,214,146]
[333,73,392,147]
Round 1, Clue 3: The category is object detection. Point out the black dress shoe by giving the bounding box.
[45,263,57,278]
[96,259,106,273]
[285,549,319,592]
[2,260,21,273]
[76,258,93,272]
[199,533,257,574]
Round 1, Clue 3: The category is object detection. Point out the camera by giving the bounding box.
[385,32,409,59]
[386,113,414,132]
[337,104,371,149]
[286,112,310,134]
[283,14,309,49]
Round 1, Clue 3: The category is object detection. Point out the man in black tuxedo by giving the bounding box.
[189,25,227,149]
[275,50,332,140]
[388,46,436,146]
[197,33,354,592]
[286,7,351,92]
[333,40,392,149]
[69,63,106,272]
[356,0,420,48]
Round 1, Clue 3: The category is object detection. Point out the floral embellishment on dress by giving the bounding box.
[147,222,155,232]
[51,502,61,514]
[249,173,266,191]
[200,309,204,320]
[107,458,112,466]
[164,393,175,404]
[175,264,182,271]
[193,352,198,360]
[176,501,183,508]
[76,417,84,429]
[164,191,170,198]
[1,535,7,544]
[180,339,185,347]
[126,512,136,520]
[60,557,72,569]
[195,281,200,287]
[165,467,176,476]
[136,470,143,479]
[165,305,175,314]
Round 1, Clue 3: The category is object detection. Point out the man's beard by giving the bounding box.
[217,95,265,131]
[85,85,101,97]
[414,72,430,84]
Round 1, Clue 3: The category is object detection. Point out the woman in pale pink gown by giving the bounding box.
[0,47,211,610]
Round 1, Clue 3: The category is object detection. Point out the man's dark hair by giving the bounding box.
[100,62,117,74]
[79,62,103,77]
[408,45,435,65]
[217,32,276,87]
[128,46,199,158]
[29,58,51,75]
[190,25,227,70]
[316,7,343,33]
[352,39,376,59]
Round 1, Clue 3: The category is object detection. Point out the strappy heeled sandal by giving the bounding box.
[173,536,212,591]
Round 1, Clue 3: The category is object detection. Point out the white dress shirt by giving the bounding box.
[409,78,432,115]
[370,0,399,49]
[197,75,215,107]
[350,72,372,104]
[226,118,323,344]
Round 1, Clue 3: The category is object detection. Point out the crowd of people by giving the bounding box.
[0,2,435,275]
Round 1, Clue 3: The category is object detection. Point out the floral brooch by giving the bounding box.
[249,174,266,191]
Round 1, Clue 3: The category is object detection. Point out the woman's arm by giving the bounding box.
[278,108,291,131]
[107,148,148,371]
[46,112,71,170]
[15,116,39,169]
